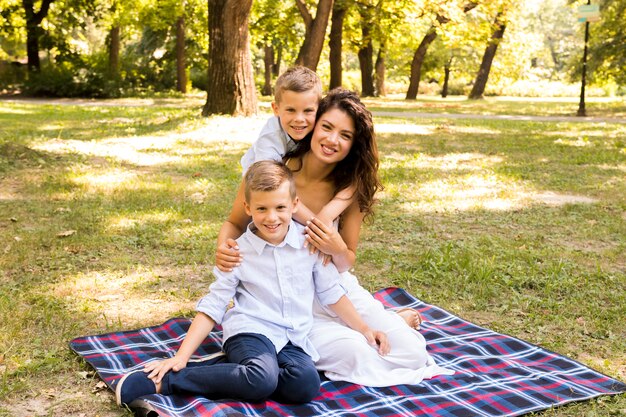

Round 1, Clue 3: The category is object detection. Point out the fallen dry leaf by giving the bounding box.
[57,230,77,238]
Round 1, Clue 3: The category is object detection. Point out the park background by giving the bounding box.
[1,0,625,415]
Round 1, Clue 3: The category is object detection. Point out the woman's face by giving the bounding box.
[310,107,355,165]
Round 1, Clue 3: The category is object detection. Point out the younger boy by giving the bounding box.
[240,66,320,172]
[116,161,388,406]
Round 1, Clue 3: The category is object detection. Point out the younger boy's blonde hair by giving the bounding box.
[274,66,322,104]
[244,160,297,203]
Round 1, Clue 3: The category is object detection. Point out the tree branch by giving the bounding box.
[295,0,313,28]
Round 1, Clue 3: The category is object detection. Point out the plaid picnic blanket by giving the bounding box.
[70,287,626,417]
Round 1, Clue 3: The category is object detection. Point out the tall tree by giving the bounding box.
[468,8,507,99]
[357,2,374,96]
[175,14,186,93]
[203,0,257,116]
[108,25,120,77]
[329,0,349,89]
[375,40,386,96]
[294,0,333,71]
[250,0,301,94]
[22,0,54,72]
[406,2,478,100]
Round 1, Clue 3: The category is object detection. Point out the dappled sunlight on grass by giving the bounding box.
[401,173,526,212]
[52,267,208,326]
[383,152,505,172]
[0,106,34,115]
[30,116,263,168]
[375,123,433,135]
[385,172,598,213]
[35,137,185,166]
[70,169,139,191]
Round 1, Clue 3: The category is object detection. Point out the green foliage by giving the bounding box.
[587,0,626,85]
[22,60,124,98]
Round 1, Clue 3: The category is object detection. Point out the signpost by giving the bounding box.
[577,2,600,117]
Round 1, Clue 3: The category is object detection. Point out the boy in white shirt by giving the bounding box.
[115,161,388,406]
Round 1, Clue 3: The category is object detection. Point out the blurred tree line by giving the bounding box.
[0,0,624,114]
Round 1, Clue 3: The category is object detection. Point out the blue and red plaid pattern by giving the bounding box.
[70,287,626,417]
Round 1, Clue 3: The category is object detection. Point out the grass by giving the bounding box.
[0,97,625,416]
[363,94,626,118]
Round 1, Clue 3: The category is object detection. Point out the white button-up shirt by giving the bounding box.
[240,116,297,174]
[196,220,345,361]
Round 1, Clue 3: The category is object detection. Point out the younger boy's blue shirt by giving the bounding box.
[196,220,345,361]
[240,116,298,174]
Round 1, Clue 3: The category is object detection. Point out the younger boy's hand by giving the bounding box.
[362,328,390,356]
[215,238,241,272]
[144,356,188,384]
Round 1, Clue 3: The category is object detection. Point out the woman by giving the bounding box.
[217,88,451,387]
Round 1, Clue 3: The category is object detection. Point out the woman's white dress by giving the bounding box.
[311,271,453,387]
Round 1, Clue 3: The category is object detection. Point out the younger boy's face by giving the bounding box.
[272,89,318,142]
[244,181,299,245]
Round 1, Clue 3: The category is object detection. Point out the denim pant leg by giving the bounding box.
[161,333,279,402]
[272,342,321,403]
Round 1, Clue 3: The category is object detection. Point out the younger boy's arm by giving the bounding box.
[144,312,216,383]
[292,186,356,229]
[315,185,355,227]
[328,295,389,355]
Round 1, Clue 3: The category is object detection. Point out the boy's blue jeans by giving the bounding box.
[160,333,321,403]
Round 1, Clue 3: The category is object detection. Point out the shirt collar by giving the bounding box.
[244,219,302,255]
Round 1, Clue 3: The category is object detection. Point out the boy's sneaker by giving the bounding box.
[115,370,157,406]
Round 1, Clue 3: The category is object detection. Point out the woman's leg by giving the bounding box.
[161,333,279,402]
[312,272,451,386]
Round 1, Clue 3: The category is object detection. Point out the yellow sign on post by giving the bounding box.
[578,4,600,22]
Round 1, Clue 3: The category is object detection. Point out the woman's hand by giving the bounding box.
[361,328,390,356]
[215,238,242,272]
[304,217,347,258]
[143,356,188,384]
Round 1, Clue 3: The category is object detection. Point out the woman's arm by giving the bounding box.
[215,181,250,271]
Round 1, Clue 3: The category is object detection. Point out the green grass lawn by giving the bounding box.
[0,98,624,416]
[364,94,626,118]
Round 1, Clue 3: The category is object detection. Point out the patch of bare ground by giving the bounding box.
[0,176,23,202]
[1,376,121,417]
[528,191,598,206]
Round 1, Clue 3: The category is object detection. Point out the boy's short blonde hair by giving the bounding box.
[274,66,322,104]
[244,160,297,203]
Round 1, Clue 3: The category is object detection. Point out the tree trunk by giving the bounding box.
[405,2,478,100]
[22,0,55,72]
[375,42,386,97]
[442,62,451,98]
[273,45,282,77]
[294,0,334,71]
[108,26,120,78]
[329,0,347,90]
[358,30,374,96]
[203,0,257,116]
[405,27,437,100]
[468,11,507,100]
[176,16,187,93]
[357,4,374,97]
[262,44,274,96]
